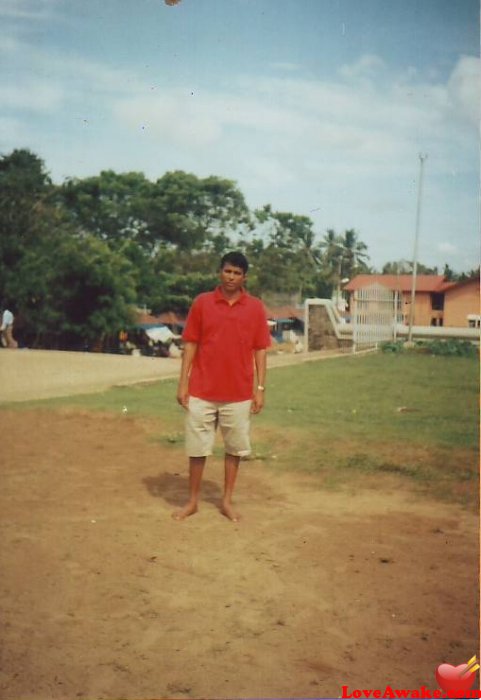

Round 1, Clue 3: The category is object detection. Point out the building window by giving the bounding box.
[430,293,444,311]
[431,318,443,327]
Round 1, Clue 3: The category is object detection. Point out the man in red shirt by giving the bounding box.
[174,251,271,522]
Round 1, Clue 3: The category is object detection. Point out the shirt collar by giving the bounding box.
[214,285,248,305]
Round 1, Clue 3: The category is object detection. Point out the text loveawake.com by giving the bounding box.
[340,656,480,699]
[341,686,481,699]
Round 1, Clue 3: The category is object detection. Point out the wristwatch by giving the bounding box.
[257,385,265,391]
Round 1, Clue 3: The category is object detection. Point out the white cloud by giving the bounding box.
[100,51,479,236]
[114,85,314,150]
[269,62,302,72]
[0,37,477,270]
[447,55,480,126]
[0,36,143,119]
[0,116,28,145]
[50,55,141,96]
[0,0,59,21]
[339,54,386,80]
[239,154,295,190]
[0,36,22,52]
[0,82,63,112]
[438,242,458,255]
[3,35,476,174]
[115,93,223,147]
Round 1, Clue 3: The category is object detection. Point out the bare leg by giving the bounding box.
[172,456,205,520]
[221,453,241,522]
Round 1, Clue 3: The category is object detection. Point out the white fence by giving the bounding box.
[352,284,398,350]
[303,296,480,353]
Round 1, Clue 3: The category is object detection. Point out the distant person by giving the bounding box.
[174,251,271,522]
[1,305,18,349]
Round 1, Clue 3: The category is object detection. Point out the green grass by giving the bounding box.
[257,353,478,449]
[7,380,183,428]
[3,353,478,506]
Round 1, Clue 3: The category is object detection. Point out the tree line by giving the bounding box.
[0,148,473,350]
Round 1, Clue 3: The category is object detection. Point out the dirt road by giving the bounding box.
[0,349,182,402]
[0,347,350,403]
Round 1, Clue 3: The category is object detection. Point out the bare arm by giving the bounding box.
[176,341,198,409]
[251,348,267,414]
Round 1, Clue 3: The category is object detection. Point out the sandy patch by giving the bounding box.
[0,409,478,699]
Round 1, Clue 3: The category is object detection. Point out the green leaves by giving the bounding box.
[10,233,137,347]
[59,169,249,255]
[0,147,374,347]
[0,149,55,291]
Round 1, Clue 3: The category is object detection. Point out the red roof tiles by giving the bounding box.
[343,274,447,293]
[136,311,186,326]
[263,305,304,321]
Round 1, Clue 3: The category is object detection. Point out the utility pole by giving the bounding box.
[407,153,428,343]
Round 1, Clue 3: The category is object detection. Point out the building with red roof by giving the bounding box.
[343,274,479,328]
[443,277,480,328]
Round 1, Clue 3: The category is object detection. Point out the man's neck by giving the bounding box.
[220,285,243,304]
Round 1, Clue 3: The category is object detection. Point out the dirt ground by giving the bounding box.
[0,350,182,403]
[0,402,478,700]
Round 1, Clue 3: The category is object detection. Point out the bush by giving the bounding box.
[381,339,478,357]
[413,339,479,357]
[380,340,405,353]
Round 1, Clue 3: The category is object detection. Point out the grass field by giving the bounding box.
[10,352,479,507]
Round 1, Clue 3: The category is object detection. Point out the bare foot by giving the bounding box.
[220,502,241,522]
[171,503,198,521]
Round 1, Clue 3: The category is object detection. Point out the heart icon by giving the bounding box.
[436,663,476,696]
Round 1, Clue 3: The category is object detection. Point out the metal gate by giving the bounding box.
[352,283,399,350]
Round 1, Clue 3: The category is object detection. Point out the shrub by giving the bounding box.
[380,340,405,353]
[413,339,479,357]
[380,338,478,357]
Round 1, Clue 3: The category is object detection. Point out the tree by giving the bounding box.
[10,233,137,349]
[458,266,480,282]
[319,229,343,280]
[318,228,370,297]
[382,260,413,274]
[443,263,455,281]
[148,270,219,314]
[337,229,369,279]
[146,171,249,252]
[60,170,250,255]
[381,260,439,275]
[0,149,54,300]
[248,208,323,299]
[60,170,153,248]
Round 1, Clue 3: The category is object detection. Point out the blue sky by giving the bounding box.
[1,0,479,271]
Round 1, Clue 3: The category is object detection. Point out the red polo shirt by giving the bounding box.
[182,286,271,402]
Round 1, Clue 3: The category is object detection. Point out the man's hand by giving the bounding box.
[176,342,197,410]
[251,389,265,414]
[177,382,189,410]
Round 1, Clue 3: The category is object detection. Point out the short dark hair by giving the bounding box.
[220,251,249,274]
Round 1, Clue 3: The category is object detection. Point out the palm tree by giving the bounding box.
[319,229,344,287]
[339,229,369,279]
[319,228,370,298]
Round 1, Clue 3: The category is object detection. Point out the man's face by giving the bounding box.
[220,263,246,293]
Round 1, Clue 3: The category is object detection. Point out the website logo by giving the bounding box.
[435,655,479,697]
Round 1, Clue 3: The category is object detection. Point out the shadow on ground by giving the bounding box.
[142,472,222,507]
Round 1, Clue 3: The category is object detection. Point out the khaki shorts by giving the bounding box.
[185,396,252,457]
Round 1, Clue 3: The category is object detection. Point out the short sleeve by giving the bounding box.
[182,297,202,343]
[253,304,272,350]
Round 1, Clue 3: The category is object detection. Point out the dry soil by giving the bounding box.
[0,350,478,700]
